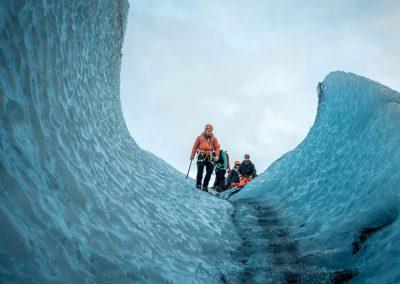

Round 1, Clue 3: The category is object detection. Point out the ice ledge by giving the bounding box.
[321,71,400,101]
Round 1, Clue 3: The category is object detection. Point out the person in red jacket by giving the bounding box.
[190,124,220,191]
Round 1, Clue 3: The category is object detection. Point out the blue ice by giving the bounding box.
[1,0,400,283]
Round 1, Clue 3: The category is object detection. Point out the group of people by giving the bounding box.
[190,124,257,192]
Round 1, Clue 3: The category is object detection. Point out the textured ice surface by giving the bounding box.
[2,1,400,283]
[233,72,400,283]
[0,1,240,282]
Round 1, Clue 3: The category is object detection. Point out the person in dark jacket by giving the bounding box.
[239,154,257,178]
[213,149,230,192]
[226,160,240,189]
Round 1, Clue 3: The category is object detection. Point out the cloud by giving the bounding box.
[121,0,400,177]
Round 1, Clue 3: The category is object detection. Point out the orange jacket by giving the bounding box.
[191,133,220,158]
[238,176,251,188]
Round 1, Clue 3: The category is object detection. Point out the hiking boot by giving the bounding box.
[196,184,202,190]
[202,187,208,192]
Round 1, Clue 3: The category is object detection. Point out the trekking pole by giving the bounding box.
[186,159,193,180]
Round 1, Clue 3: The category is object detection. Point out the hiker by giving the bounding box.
[226,160,240,188]
[190,124,220,191]
[238,154,257,187]
[213,149,230,192]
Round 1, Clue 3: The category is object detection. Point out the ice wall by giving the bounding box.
[0,1,240,282]
[233,72,400,283]
[2,1,400,283]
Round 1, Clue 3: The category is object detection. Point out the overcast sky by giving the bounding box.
[121,0,400,178]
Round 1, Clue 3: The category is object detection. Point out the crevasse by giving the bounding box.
[1,1,400,283]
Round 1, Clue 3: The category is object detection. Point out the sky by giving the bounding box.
[121,0,400,178]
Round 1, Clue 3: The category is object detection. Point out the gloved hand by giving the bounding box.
[213,156,219,162]
[190,156,194,160]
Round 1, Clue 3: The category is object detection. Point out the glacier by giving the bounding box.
[0,1,240,282]
[227,72,400,282]
[2,1,400,283]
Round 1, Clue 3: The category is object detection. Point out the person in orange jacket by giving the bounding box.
[190,124,220,191]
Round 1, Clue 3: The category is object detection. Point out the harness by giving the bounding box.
[197,153,212,163]
[197,134,214,163]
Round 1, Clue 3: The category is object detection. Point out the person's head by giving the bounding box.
[234,160,240,168]
[244,154,250,160]
[204,124,213,136]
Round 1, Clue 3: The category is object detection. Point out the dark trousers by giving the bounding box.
[196,158,214,188]
[214,168,226,191]
[214,169,226,191]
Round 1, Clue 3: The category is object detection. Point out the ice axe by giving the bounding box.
[186,159,193,180]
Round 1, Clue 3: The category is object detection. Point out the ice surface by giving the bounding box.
[2,0,400,283]
[0,1,240,282]
[233,71,400,283]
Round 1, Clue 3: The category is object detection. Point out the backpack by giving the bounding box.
[215,150,228,170]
